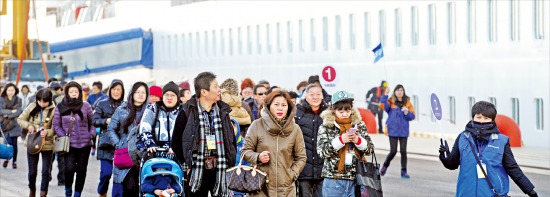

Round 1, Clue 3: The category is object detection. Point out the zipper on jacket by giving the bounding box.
[276,134,279,197]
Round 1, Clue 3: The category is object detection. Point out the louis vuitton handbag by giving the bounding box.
[226,150,268,193]
[54,114,75,153]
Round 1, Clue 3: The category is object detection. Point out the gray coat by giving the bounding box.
[0,97,23,136]
[107,102,145,183]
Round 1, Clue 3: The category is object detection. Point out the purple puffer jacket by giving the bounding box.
[53,102,96,148]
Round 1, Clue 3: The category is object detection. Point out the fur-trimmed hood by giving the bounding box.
[320,107,362,127]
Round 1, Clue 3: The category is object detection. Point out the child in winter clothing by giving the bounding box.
[439,101,537,197]
[317,90,374,197]
[141,167,182,197]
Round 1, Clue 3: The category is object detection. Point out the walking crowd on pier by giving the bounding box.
[0,72,538,197]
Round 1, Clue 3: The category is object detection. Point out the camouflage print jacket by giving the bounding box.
[317,107,374,180]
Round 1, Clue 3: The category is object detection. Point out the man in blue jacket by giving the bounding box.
[439,101,537,197]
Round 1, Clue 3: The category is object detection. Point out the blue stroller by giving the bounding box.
[140,154,184,197]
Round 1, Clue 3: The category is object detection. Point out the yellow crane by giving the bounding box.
[1,0,54,86]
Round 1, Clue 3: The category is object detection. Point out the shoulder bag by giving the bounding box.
[27,109,53,154]
[53,114,76,153]
[226,150,268,193]
[0,126,13,159]
[356,151,383,197]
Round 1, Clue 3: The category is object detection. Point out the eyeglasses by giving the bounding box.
[256,92,267,96]
[134,91,147,95]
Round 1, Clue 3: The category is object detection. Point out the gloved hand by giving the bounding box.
[528,189,538,197]
[439,139,450,158]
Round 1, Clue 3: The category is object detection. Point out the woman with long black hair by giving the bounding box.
[17,89,56,197]
[1,83,22,169]
[107,82,148,197]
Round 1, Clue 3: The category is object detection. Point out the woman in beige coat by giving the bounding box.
[243,90,307,197]
[17,89,56,197]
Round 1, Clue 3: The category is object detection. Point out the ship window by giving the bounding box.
[488,0,497,42]
[450,96,456,124]
[534,0,545,39]
[468,0,477,43]
[510,0,519,41]
[323,16,328,51]
[335,15,341,50]
[511,98,520,125]
[411,6,419,46]
[535,98,544,130]
[428,4,437,45]
[379,10,386,45]
[395,9,402,47]
[288,21,293,53]
[311,18,316,51]
[448,2,456,44]
[364,12,371,48]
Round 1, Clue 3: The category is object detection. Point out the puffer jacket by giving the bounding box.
[221,92,252,126]
[317,107,374,180]
[17,102,56,151]
[0,96,23,136]
[294,100,328,180]
[93,79,125,160]
[93,98,122,160]
[107,102,145,183]
[379,95,415,137]
[53,102,95,148]
[243,103,307,197]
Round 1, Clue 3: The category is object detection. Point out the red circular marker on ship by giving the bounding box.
[322,65,336,82]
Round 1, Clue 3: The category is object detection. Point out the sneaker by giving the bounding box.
[2,160,7,168]
[380,165,387,176]
[12,162,16,169]
[401,170,410,179]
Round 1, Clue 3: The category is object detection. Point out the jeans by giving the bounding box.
[5,135,18,162]
[97,159,113,195]
[322,178,355,197]
[383,137,408,170]
[112,167,139,197]
[297,179,324,197]
[28,150,53,191]
[64,146,91,196]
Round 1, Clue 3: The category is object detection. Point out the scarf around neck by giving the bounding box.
[336,116,357,172]
[58,97,84,119]
[189,103,228,196]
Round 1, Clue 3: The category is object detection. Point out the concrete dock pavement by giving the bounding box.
[369,133,550,175]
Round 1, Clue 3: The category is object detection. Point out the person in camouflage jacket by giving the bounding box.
[317,90,374,197]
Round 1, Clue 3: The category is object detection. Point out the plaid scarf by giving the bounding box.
[190,103,228,196]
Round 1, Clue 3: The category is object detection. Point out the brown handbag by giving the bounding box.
[226,150,268,193]
[27,131,45,154]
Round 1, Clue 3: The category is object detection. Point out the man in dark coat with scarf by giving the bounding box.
[172,72,237,197]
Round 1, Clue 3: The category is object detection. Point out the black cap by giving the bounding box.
[162,81,180,97]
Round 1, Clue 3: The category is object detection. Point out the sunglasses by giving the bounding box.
[256,92,267,96]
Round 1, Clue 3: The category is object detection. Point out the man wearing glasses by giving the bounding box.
[244,84,267,120]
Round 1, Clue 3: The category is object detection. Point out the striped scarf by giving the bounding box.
[190,104,228,196]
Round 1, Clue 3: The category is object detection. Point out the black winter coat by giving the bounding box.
[294,100,328,180]
[93,98,123,160]
[172,96,237,169]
